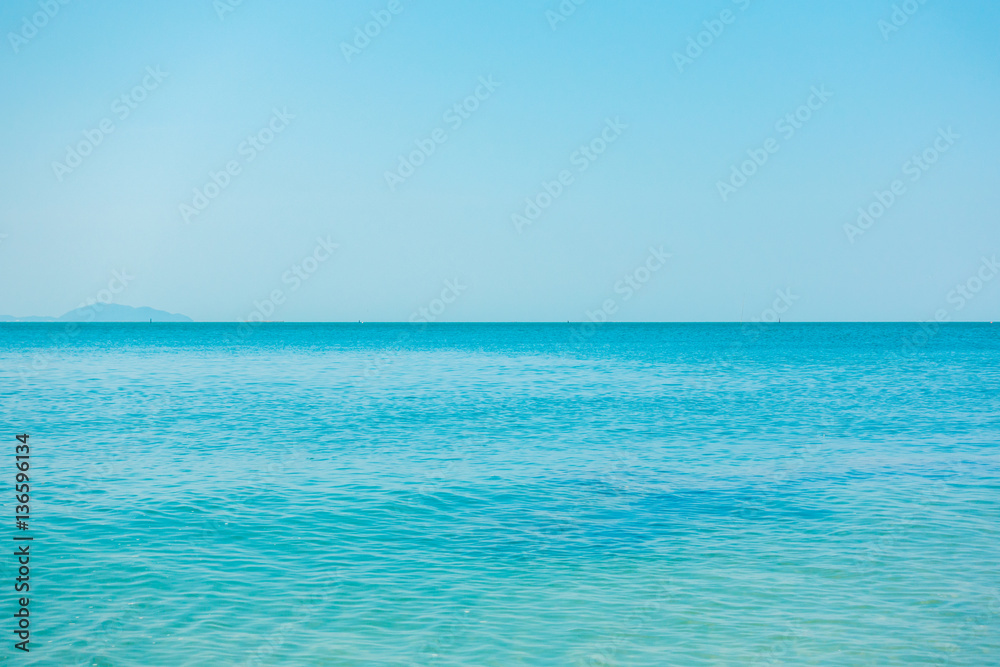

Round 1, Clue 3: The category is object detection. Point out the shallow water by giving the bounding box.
[1,323,998,665]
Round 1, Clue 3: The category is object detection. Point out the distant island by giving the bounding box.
[0,304,193,323]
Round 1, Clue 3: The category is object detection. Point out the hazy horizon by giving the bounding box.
[2,1,998,323]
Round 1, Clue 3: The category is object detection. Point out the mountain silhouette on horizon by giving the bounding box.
[0,304,193,323]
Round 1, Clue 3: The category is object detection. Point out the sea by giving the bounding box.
[1,323,997,666]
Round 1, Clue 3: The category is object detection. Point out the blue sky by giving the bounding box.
[1,0,998,321]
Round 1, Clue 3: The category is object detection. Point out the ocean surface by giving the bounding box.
[1,323,998,666]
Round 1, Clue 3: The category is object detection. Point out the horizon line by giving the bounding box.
[0,321,995,325]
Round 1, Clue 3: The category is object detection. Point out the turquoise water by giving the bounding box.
[2,323,998,666]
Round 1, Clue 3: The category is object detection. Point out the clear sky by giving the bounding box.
[1,0,998,322]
